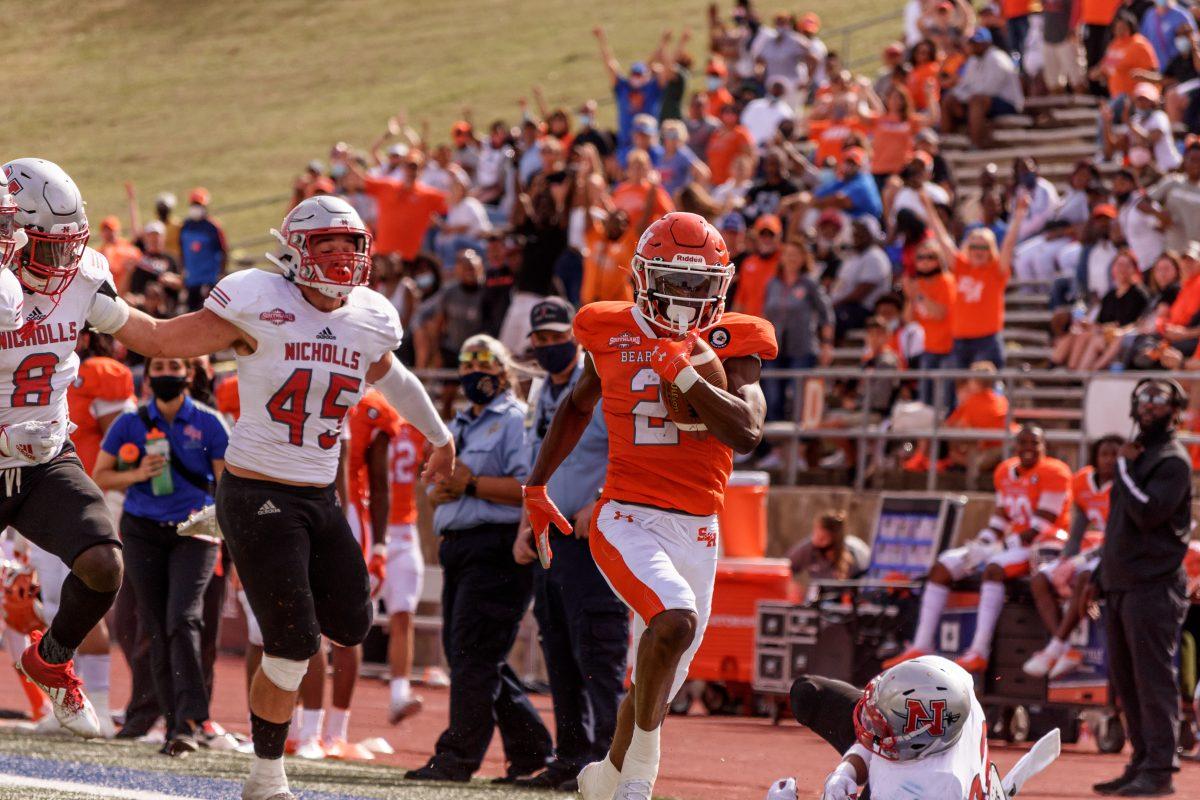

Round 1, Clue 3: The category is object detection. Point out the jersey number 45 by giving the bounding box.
[267,369,360,450]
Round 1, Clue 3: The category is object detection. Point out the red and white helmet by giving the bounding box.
[854,655,974,761]
[3,158,88,297]
[632,211,732,335]
[0,192,27,270]
[266,195,372,299]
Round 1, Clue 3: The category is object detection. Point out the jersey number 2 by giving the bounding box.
[12,353,57,407]
[266,369,361,449]
[631,367,678,445]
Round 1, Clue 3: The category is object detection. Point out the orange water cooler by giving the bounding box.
[718,471,769,558]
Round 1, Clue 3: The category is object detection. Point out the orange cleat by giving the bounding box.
[954,651,989,673]
[882,647,930,669]
[322,738,375,761]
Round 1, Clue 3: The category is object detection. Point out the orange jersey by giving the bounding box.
[67,357,135,474]
[574,302,777,516]
[347,390,424,526]
[992,456,1073,537]
[1071,466,1112,531]
[951,255,1007,339]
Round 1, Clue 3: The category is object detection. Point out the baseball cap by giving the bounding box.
[100,215,121,232]
[1132,82,1161,103]
[817,209,844,230]
[1091,204,1118,219]
[144,220,166,236]
[632,115,659,136]
[969,28,993,44]
[529,296,575,333]
[451,120,472,136]
[884,42,905,59]
[842,147,866,166]
[188,187,211,206]
[387,143,409,158]
[630,61,649,76]
[754,214,783,235]
[799,12,820,33]
[717,212,747,232]
[155,191,176,209]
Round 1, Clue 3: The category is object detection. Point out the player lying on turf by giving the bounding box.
[885,426,1073,673]
[1023,435,1122,679]
[778,656,1059,800]
[523,211,776,800]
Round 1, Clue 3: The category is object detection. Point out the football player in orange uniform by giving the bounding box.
[523,212,777,800]
[1023,435,1123,679]
[886,426,1073,673]
[346,389,426,724]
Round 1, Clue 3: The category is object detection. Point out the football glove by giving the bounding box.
[523,485,572,569]
[0,420,67,465]
[368,545,387,598]
[649,333,698,385]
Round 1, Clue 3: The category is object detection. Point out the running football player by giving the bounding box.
[783,656,989,800]
[89,195,454,800]
[885,426,1072,672]
[0,159,126,739]
[1023,435,1122,679]
[523,211,777,800]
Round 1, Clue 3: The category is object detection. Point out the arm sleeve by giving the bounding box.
[370,357,451,448]
[1115,454,1191,530]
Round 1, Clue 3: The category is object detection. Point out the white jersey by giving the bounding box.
[0,249,112,469]
[204,268,402,485]
[868,694,989,800]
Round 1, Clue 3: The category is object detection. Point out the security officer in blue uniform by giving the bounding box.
[513,298,630,791]
[406,334,552,783]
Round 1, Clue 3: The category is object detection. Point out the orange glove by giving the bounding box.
[523,485,572,569]
[650,332,698,384]
[368,545,387,599]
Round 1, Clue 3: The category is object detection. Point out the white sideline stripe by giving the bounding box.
[0,772,206,799]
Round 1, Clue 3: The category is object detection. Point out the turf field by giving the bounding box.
[13,0,902,250]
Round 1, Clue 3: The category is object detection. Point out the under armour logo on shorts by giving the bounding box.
[613,510,633,522]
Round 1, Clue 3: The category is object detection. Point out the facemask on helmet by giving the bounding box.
[632,212,732,336]
[3,158,89,298]
[266,196,373,299]
[0,194,28,270]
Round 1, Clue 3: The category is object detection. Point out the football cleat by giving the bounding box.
[240,773,294,800]
[1022,647,1057,677]
[578,759,621,800]
[387,695,424,725]
[197,720,240,751]
[614,778,653,800]
[321,738,374,761]
[954,651,989,674]
[881,646,930,670]
[17,631,101,739]
[292,736,325,760]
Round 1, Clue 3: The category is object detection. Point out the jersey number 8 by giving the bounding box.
[266,369,361,449]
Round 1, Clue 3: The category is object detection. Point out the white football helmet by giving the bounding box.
[0,192,27,269]
[854,655,974,761]
[266,195,372,299]
[2,158,88,297]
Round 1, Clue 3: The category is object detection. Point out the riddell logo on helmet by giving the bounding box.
[608,332,641,348]
[671,253,707,265]
[259,308,296,326]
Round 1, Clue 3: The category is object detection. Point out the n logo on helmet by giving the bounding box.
[903,698,948,736]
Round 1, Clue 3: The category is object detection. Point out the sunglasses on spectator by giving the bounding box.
[916,252,940,260]
[459,350,499,364]
[1135,391,1171,406]
[968,243,990,251]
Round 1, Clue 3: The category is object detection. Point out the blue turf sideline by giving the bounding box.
[0,753,375,800]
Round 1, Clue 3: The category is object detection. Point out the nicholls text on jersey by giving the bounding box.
[283,341,362,370]
[0,321,78,350]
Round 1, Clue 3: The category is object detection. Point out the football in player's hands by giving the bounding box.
[660,337,727,432]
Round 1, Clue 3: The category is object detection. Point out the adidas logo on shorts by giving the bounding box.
[316,327,336,341]
[257,500,281,516]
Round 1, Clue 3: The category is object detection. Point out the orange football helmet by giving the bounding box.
[631,212,732,335]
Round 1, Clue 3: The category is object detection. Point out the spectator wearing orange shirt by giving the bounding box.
[706,104,756,185]
[291,160,335,209]
[732,215,782,318]
[870,86,937,185]
[907,39,943,112]
[905,239,958,403]
[1091,12,1159,102]
[1080,0,1125,85]
[926,190,1024,369]
[704,56,736,118]
[580,209,635,306]
[609,149,674,242]
[359,153,449,260]
[98,216,142,296]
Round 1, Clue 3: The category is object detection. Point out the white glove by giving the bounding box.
[0,421,67,465]
[821,763,859,800]
[766,777,797,800]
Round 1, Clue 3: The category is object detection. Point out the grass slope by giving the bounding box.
[11,0,900,251]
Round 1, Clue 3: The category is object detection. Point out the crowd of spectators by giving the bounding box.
[104,0,1200,476]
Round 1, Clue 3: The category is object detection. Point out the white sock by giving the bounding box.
[390,677,411,704]
[969,581,1006,658]
[249,754,288,789]
[75,653,110,694]
[913,583,950,651]
[621,724,661,781]
[1045,637,1067,659]
[323,708,349,743]
[287,707,301,739]
[298,708,323,741]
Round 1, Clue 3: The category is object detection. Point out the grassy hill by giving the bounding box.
[12,0,901,255]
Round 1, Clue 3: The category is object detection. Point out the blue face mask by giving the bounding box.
[461,371,502,405]
[533,341,578,374]
[578,114,594,128]
[707,76,723,92]
[330,163,347,179]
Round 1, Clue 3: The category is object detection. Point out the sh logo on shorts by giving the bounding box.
[697,527,716,548]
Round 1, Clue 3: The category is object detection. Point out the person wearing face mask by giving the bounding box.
[787,512,869,587]
[177,188,227,311]
[1102,82,1182,174]
[573,99,616,160]
[432,250,487,415]
[1140,0,1196,75]
[703,56,735,118]
[505,298,627,790]
[409,335,552,782]
[92,356,230,757]
[1093,379,1192,797]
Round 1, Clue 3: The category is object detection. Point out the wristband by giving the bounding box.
[673,365,701,392]
[371,543,388,558]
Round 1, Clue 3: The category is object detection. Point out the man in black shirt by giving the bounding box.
[743,149,800,223]
[572,100,616,159]
[128,221,183,313]
[1094,378,1192,797]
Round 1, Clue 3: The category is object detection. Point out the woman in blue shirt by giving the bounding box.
[407,334,551,782]
[93,356,228,757]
